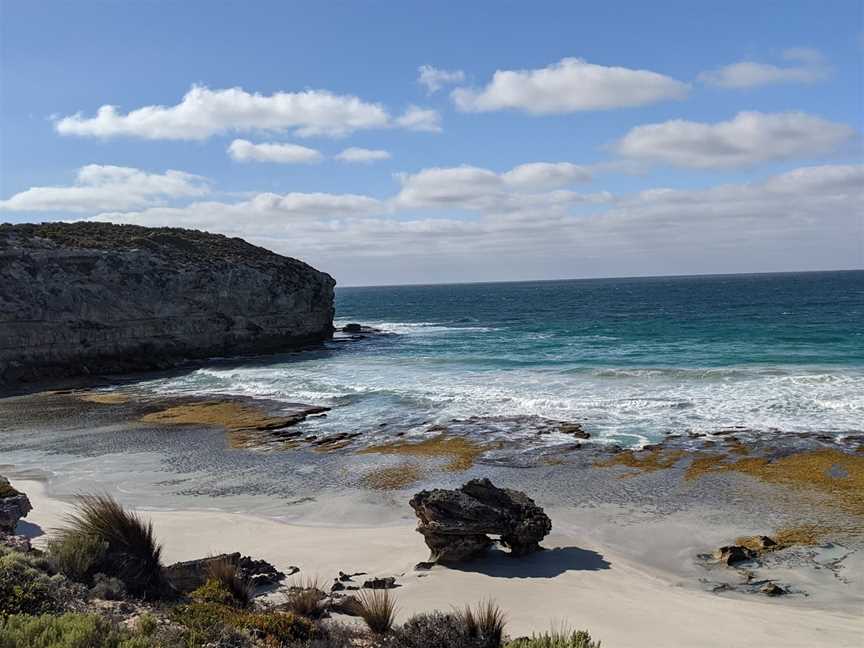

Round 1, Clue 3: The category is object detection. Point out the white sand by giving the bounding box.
[14,478,864,648]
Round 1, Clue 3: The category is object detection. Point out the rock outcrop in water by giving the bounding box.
[409,478,552,563]
[0,223,335,387]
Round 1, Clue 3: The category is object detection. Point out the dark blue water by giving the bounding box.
[146,271,864,446]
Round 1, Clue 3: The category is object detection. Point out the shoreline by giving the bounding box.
[12,476,864,647]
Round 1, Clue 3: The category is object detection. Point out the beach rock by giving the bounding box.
[559,423,590,439]
[714,545,757,566]
[760,582,787,597]
[409,478,552,563]
[164,552,286,592]
[362,576,397,589]
[342,323,363,333]
[0,223,335,387]
[0,533,32,552]
[0,476,32,534]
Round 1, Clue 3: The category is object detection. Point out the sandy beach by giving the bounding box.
[12,477,863,648]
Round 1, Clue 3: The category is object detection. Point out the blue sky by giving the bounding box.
[1,1,862,285]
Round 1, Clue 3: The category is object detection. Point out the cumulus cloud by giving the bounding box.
[55,84,404,139]
[335,147,391,163]
[395,105,442,132]
[394,163,607,213]
[0,165,209,212]
[417,65,466,93]
[227,139,322,163]
[611,111,857,168]
[698,48,830,88]
[451,57,689,114]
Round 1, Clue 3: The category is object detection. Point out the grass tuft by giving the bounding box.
[457,599,506,647]
[205,556,253,607]
[356,588,398,635]
[53,494,165,598]
[282,575,326,619]
[506,628,601,648]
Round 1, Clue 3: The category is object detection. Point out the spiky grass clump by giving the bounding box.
[506,628,601,648]
[356,588,398,635]
[54,495,165,598]
[458,599,507,648]
[205,556,254,607]
[282,575,326,619]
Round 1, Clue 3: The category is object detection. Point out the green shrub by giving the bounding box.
[53,495,165,598]
[189,579,238,606]
[88,574,127,601]
[282,576,326,619]
[0,551,84,616]
[505,629,601,648]
[172,601,314,646]
[396,611,485,648]
[47,533,108,584]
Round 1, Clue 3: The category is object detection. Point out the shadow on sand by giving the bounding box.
[448,545,611,578]
[15,520,45,539]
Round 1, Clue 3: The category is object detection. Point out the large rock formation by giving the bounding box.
[0,476,32,534]
[0,223,335,386]
[409,478,552,563]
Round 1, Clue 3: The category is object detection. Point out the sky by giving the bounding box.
[1,1,862,286]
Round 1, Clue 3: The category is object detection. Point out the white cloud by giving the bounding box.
[335,147,391,163]
[0,165,209,212]
[451,57,689,114]
[227,139,322,164]
[611,111,856,168]
[698,48,830,88]
[395,105,442,132]
[55,84,398,139]
[501,163,593,190]
[417,65,466,93]
[84,164,863,284]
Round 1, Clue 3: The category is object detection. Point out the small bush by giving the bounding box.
[283,576,326,619]
[172,601,315,646]
[0,551,84,616]
[53,495,165,598]
[190,578,239,606]
[505,629,601,648]
[48,532,108,584]
[397,611,484,648]
[356,588,397,635]
[89,573,127,601]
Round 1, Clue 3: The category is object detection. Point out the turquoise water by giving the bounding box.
[143,271,864,447]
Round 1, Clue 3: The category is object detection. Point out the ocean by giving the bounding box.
[142,270,864,448]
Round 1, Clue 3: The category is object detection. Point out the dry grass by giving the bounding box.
[356,588,398,635]
[360,464,423,490]
[359,434,488,472]
[593,447,685,476]
[773,524,832,547]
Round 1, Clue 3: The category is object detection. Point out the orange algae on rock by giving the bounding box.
[594,447,686,476]
[360,464,423,490]
[358,434,488,472]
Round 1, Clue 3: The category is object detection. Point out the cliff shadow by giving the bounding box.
[15,520,45,540]
[447,545,611,578]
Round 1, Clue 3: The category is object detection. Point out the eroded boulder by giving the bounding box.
[409,478,551,563]
[164,552,290,593]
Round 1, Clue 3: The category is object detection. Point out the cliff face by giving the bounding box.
[0,223,335,386]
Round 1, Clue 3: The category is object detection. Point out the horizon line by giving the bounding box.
[335,267,863,289]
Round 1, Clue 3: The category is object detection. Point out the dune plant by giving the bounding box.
[458,599,507,648]
[47,532,108,584]
[282,575,326,619]
[205,556,254,607]
[356,588,398,635]
[52,494,165,598]
[0,550,84,616]
[505,628,601,648]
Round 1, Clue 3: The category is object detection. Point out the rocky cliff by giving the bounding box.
[0,223,335,387]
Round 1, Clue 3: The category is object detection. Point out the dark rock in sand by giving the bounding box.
[0,476,32,534]
[0,223,335,387]
[760,582,787,596]
[362,576,397,589]
[714,545,757,566]
[164,552,287,592]
[409,478,552,563]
